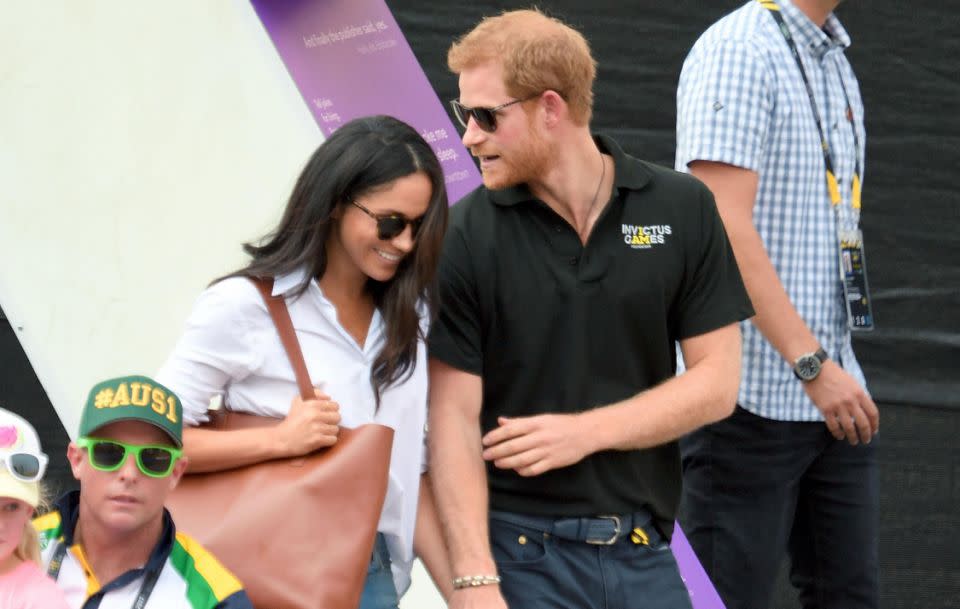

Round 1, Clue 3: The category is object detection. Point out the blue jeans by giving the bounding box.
[679,406,880,609]
[489,509,693,609]
[358,533,399,609]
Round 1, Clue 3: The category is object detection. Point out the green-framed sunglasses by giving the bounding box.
[77,437,183,478]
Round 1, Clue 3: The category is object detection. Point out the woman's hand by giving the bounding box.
[274,388,341,457]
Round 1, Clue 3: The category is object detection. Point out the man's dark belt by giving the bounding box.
[489,509,663,546]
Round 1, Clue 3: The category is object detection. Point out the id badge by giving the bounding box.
[839,230,874,331]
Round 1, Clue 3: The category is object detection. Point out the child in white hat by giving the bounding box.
[0,408,68,608]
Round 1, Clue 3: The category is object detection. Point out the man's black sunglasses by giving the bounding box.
[449,94,540,133]
[350,200,424,241]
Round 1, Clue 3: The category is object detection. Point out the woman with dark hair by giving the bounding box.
[157,115,451,607]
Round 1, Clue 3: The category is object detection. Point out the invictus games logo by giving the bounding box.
[622,224,672,249]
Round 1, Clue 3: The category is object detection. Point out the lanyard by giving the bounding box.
[758,0,862,211]
[47,541,161,609]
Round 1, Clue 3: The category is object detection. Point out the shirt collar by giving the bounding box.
[489,134,652,207]
[778,0,851,60]
[54,490,176,574]
[271,266,310,296]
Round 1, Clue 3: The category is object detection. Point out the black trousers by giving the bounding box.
[679,406,879,609]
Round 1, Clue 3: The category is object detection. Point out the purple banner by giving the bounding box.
[673,526,726,608]
[250,0,481,204]
[250,2,722,607]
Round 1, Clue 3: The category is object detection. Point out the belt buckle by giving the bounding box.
[586,515,621,545]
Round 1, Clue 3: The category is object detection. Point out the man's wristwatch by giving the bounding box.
[793,347,829,381]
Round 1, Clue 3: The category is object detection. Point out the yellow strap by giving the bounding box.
[760,0,860,212]
[71,545,102,598]
[826,171,842,206]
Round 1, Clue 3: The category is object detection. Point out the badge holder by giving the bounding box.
[839,229,874,331]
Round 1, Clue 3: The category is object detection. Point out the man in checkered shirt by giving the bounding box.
[675,1,879,608]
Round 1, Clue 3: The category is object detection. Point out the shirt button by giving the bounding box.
[569,257,579,266]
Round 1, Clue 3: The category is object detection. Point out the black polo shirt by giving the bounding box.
[428,135,753,536]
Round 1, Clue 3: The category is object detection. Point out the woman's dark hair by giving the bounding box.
[222,115,448,405]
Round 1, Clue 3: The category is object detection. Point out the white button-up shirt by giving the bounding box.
[157,267,428,593]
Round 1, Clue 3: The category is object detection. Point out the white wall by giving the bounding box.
[0,2,443,606]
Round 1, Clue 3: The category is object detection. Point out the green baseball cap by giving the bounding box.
[79,375,183,447]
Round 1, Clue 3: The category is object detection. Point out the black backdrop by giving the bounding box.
[388,0,960,411]
[386,1,959,606]
[1,1,956,607]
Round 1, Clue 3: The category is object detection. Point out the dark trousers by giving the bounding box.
[490,509,693,609]
[679,406,879,609]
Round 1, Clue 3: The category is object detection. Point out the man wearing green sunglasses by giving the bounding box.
[34,375,253,609]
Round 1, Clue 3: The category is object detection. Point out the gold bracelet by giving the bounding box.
[452,574,502,589]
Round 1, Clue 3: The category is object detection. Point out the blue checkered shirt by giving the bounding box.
[675,0,868,421]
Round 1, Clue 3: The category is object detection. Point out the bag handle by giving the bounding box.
[251,277,314,401]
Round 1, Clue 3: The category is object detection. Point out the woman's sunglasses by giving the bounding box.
[77,437,182,478]
[350,200,424,241]
[0,451,48,482]
[449,94,540,133]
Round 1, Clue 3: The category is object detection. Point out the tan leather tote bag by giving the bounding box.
[167,278,394,609]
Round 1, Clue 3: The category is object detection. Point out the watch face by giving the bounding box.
[796,356,821,380]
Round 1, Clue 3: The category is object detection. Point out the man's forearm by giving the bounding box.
[583,325,741,452]
[689,161,819,363]
[725,215,821,361]
[429,404,498,576]
[414,473,454,600]
[686,162,879,443]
